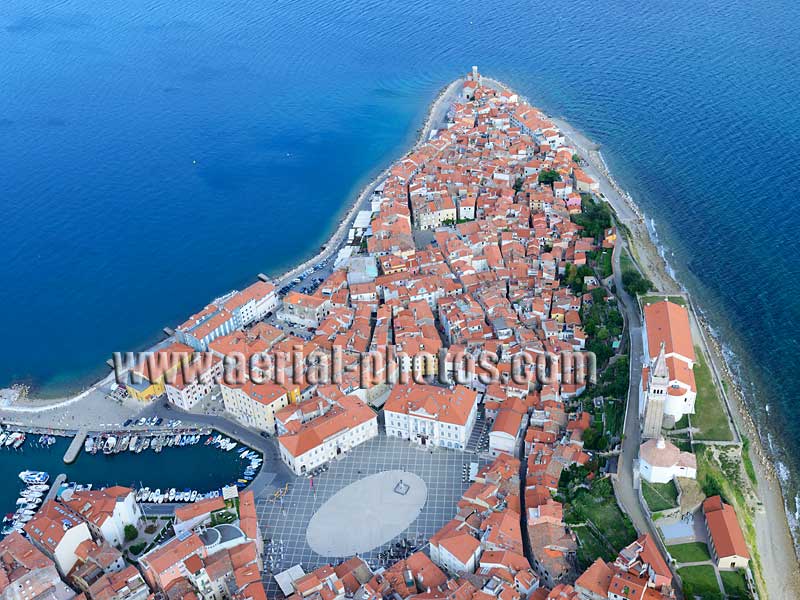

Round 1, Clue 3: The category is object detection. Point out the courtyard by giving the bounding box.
[256,433,485,598]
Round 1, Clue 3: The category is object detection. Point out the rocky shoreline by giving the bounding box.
[548,113,800,597]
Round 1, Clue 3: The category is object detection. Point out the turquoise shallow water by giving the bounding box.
[2,0,800,538]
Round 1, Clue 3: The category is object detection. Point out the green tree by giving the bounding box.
[621,270,652,296]
[538,169,562,185]
[124,524,138,542]
[129,542,146,555]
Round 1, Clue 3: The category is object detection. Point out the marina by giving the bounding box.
[0,424,261,537]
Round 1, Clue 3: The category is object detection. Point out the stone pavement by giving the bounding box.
[256,433,486,598]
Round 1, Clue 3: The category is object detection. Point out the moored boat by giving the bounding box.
[19,471,49,485]
[103,436,116,454]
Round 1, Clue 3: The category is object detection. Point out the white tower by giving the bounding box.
[642,342,668,438]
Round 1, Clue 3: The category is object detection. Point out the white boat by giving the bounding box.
[189,490,197,502]
[5,433,21,447]
[28,484,49,492]
[103,436,116,454]
[84,437,95,453]
[13,433,26,449]
[168,488,176,502]
[21,490,43,499]
[19,471,49,485]
[136,487,150,502]
[129,435,139,452]
[0,433,8,445]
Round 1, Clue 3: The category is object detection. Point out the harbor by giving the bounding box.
[0,423,261,537]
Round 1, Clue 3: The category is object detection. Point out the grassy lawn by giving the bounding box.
[668,542,711,563]
[642,480,679,512]
[641,294,687,306]
[620,249,637,277]
[720,570,751,599]
[567,479,637,551]
[678,565,722,600]
[210,510,236,526]
[673,414,690,429]
[668,435,693,452]
[691,347,733,441]
[572,524,616,569]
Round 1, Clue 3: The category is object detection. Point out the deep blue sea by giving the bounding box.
[2,0,800,529]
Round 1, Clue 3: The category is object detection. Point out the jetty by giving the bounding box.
[63,428,87,463]
[45,474,67,503]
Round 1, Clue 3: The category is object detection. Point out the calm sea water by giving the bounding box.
[0,436,250,526]
[2,0,800,529]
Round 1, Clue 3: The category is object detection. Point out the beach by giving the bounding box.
[270,78,464,289]
[3,72,797,596]
[4,79,465,411]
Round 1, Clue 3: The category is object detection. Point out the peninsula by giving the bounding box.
[0,68,796,600]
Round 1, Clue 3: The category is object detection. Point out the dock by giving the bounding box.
[45,474,67,503]
[63,428,87,464]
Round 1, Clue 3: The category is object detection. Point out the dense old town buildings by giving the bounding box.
[93,68,690,600]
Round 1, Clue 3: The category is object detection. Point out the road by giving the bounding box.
[610,235,684,589]
[610,236,649,532]
[134,401,295,498]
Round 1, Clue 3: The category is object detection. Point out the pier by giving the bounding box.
[45,474,66,503]
[63,428,87,464]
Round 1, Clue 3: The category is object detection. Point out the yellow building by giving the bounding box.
[126,343,194,403]
[220,380,293,434]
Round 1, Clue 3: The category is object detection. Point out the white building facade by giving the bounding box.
[278,397,378,476]
[384,385,478,450]
[638,438,697,484]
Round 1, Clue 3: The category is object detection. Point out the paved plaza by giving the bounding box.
[306,470,427,556]
[256,433,485,598]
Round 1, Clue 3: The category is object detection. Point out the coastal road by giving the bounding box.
[608,235,680,571]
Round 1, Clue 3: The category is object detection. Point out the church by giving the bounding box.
[639,300,697,439]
